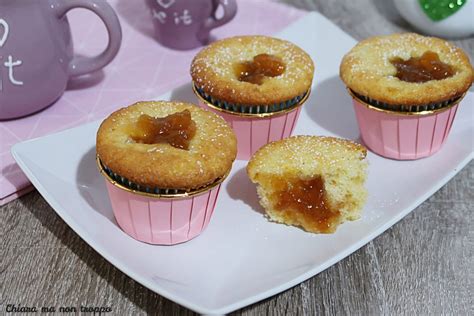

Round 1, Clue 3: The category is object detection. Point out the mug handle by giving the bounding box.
[201,0,237,33]
[53,0,122,77]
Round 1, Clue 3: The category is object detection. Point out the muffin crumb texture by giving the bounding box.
[247,136,368,233]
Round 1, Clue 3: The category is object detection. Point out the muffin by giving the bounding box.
[96,101,237,245]
[247,136,368,234]
[191,35,314,160]
[340,33,473,160]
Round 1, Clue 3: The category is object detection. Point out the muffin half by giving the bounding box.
[247,136,368,234]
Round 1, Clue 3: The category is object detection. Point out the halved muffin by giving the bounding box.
[247,136,368,234]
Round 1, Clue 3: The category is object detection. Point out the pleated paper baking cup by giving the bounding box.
[350,89,462,113]
[194,85,308,115]
[97,157,226,245]
[349,91,464,160]
[193,84,310,160]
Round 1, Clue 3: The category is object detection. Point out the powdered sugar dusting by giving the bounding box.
[249,135,367,178]
[340,33,473,105]
[190,36,314,105]
[97,101,237,189]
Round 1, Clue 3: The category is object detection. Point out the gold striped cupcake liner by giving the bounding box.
[349,89,464,115]
[96,156,228,199]
[193,84,309,116]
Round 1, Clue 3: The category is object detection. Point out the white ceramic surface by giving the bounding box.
[11,13,474,314]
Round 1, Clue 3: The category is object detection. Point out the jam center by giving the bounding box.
[390,51,454,83]
[130,110,196,150]
[268,175,341,233]
[234,53,286,85]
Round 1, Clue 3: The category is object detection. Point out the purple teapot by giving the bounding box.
[0,0,122,120]
[147,0,237,50]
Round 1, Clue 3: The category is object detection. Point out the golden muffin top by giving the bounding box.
[340,33,473,106]
[191,36,314,106]
[96,101,237,190]
[247,135,367,181]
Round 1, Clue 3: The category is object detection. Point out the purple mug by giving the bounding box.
[0,0,122,120]
[147,0,237,50]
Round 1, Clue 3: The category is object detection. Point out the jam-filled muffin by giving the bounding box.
[247,136,368,234]
[340,33,472,108]
[340,33,473,160]
[96,101,237,245]
[97,101,236,190]
[191,35,314,107]
[191,35,314,160]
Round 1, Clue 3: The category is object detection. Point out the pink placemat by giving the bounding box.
[0,0,305,205]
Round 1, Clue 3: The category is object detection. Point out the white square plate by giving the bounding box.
[12,13,473,314]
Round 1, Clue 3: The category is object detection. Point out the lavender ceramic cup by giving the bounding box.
[0,0,122,120]
[147,0,237,50]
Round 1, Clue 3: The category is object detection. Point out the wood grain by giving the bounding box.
[1,0,473,315]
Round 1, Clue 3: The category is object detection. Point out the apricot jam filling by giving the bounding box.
[234,54,286,85]
[390,51,454,83]
[130,110,196,150]
[267,175,341,233]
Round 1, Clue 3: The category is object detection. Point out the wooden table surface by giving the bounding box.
[2,0,473,315]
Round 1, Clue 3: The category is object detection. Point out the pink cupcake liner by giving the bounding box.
[98,158,225,245]
[352,97,461,160]
[193,85,309,160]
[200,104,302,160]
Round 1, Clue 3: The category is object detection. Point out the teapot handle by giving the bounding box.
[52,0,122,77]
[201,0,237,35]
